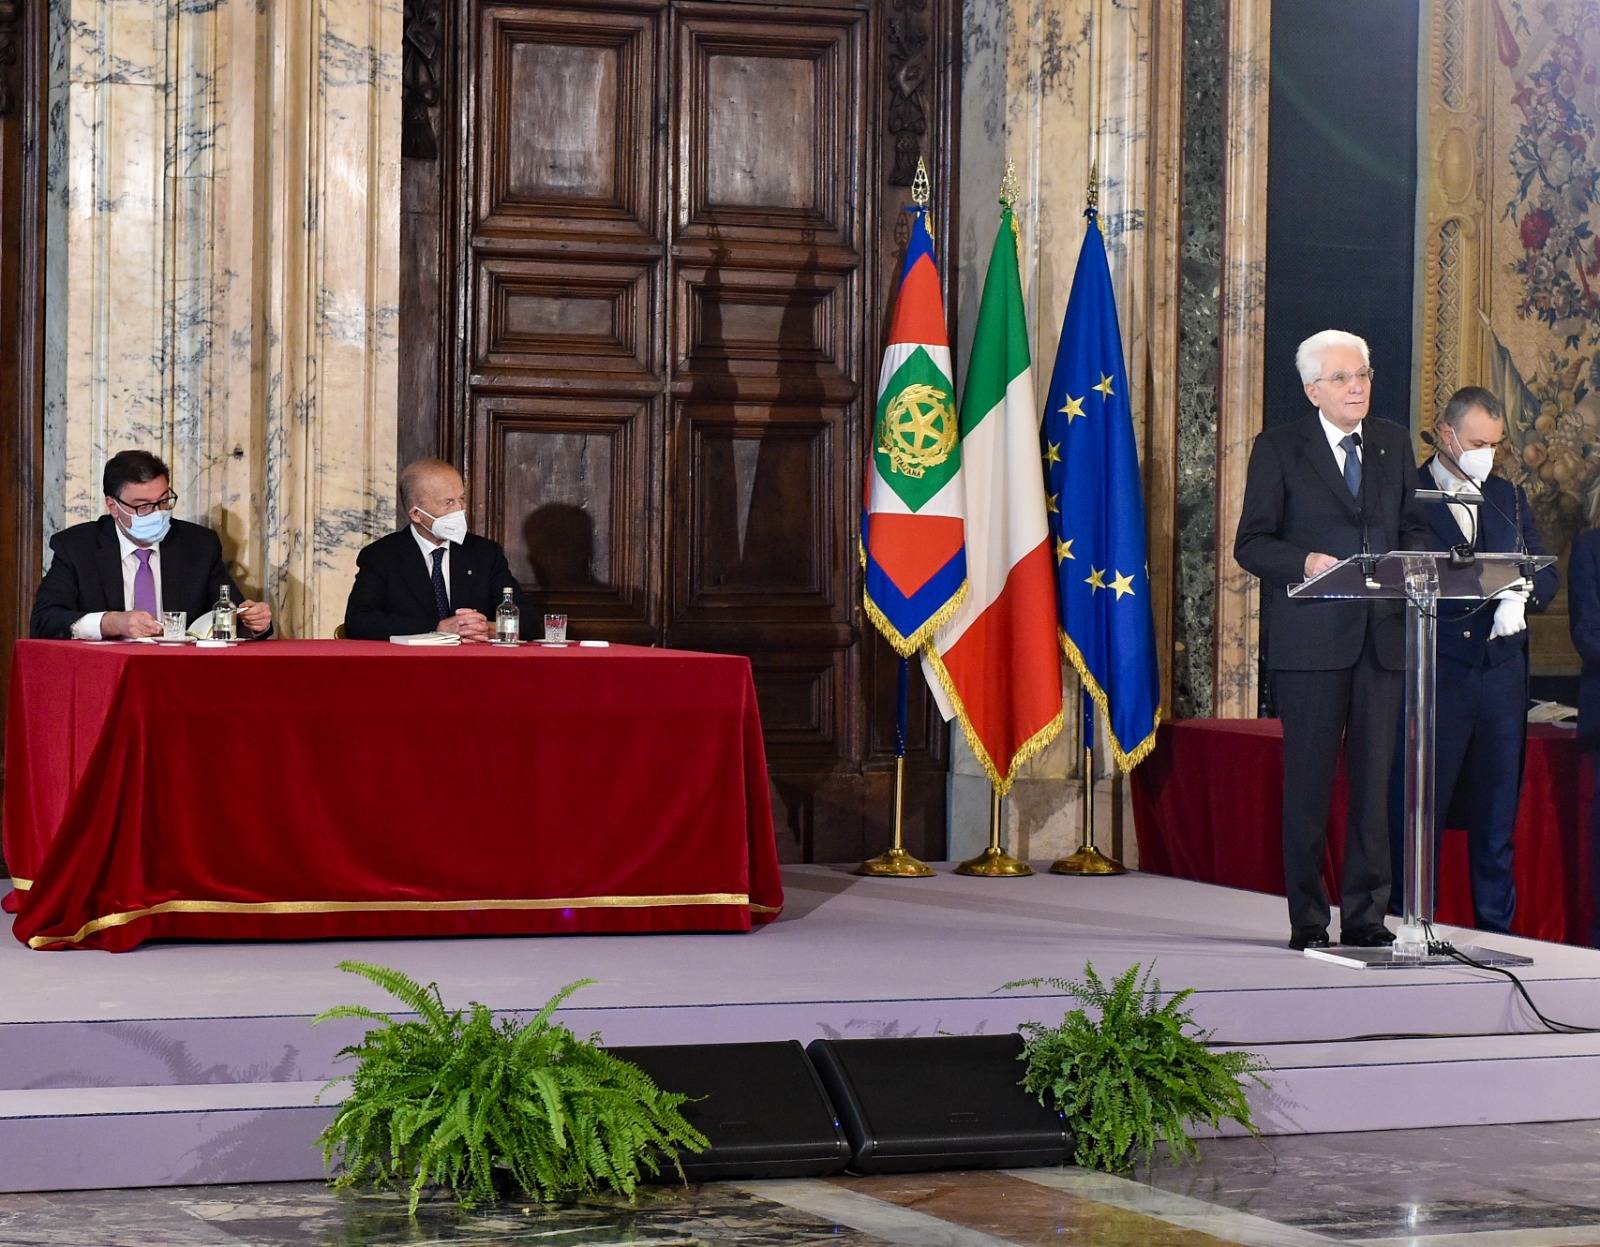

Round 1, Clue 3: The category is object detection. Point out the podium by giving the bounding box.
[1287,548,1554,968]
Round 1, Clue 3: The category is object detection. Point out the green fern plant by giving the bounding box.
[314,960,707,1212]
[1004,962,1269,1171]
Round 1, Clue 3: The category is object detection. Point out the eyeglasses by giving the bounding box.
[1318,368,1375,389]
[113,490,179,517]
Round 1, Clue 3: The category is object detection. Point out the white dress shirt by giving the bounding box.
[70,525,166,639]
[411,524,452,603]
[1429,455,1479,544]
[1319,412,1362,476]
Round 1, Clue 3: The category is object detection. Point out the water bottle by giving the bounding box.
[212,585,236,642]
[495,588,520,644]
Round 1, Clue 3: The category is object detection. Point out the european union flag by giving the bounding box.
[1042,209,1160,770]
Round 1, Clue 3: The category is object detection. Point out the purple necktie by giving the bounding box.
[133,549,158,616]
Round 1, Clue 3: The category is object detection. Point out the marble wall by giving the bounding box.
[42,0,400,638]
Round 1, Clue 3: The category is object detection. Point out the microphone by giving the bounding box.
[1421,427,1537,585]
[1419,428,1481,569]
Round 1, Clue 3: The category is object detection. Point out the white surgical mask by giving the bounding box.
[120,507,172,544]
[416,506,468,545]
[1455,447,1495,483]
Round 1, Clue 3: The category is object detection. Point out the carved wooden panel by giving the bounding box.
[748,649,848,761]
[675,7,863,247]
[674,262,852,384]
[476,5,660,239]
[476,395,658,633]
[675,402,842,613]
[476,256,656,377]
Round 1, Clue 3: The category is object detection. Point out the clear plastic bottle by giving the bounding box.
[495,587,520,644]
[212,585,236,642]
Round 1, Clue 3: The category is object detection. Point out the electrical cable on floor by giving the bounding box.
[1205,919,1600,1046]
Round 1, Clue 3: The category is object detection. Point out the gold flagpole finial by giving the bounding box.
[999,160,1020,209]
[1087,162,1099,212]
[911,157,931,208]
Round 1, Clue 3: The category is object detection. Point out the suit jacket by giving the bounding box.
[1234,413,1430,671]
[1568,528,1600,745]
[343,527,528,640]
[1414,459,1558,669]
[30,515,262,640]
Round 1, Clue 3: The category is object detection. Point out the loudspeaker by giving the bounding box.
[806,1033,1072,1174]
[609,1041,852,1180]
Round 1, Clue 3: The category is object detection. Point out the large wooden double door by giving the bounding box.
[405,0,959,861]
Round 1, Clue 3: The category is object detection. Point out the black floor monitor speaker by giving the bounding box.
[805,1033,1072,1174]
[610,1041,852,1180]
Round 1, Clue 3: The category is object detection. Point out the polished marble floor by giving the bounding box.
[3,1120,1600,1247]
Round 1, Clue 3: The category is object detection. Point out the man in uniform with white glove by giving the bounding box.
[1387,386,1557,932]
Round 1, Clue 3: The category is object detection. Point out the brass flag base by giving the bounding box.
[856,846,935,878]
[955,789,1032,876]
[1050,844,1126,875]
[955,845,1034,877]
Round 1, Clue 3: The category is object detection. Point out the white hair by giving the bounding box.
[1295,329,1370,385]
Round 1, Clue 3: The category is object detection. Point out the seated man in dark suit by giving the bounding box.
[343,458,528,641]
[30,450,273,640]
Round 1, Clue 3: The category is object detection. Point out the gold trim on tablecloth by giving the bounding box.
[8,877,32,891]
[28,892,757,949]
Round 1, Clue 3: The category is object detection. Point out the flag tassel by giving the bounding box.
[856,657,935,877]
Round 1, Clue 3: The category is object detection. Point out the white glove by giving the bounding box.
[1490,595,1527,639]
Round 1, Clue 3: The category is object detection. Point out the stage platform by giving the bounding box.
[6,865,1600,1194]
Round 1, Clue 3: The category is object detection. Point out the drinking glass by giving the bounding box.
[161,610,187,641]
[543,613,568,642]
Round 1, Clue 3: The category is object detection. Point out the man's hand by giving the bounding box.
[437,609,491,642]
[1304,552,1338,578]
[237,599,272,634]
[100,610,163,639]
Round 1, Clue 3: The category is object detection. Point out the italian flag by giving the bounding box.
[925,206,1064,794]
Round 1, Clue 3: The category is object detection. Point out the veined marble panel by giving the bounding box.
[43,0,400,638]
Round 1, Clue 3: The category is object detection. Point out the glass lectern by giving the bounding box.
[1287,549,1555,968]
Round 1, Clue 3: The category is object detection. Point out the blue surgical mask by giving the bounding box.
[123,508,172,544]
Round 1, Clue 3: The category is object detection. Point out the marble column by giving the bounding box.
[43,0,399,638]
[952,0,1181,863]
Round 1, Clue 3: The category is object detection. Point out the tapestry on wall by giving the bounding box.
[1490,0,1600,560]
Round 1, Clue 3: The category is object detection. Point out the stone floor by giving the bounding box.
[4,1120,1600,1246]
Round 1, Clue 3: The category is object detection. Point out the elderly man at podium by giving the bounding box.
[1386,386,1557,935]
[1234,330,1430,952]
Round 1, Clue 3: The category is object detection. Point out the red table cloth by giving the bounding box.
[1130,718,1594,945]
[3,640,783,951]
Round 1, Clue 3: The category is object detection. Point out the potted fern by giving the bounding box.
[314,960,707,1211]
[1004,962,1268,1171]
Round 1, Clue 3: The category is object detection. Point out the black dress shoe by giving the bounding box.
[1290,925,1330,950]
[1341,923,1397,947]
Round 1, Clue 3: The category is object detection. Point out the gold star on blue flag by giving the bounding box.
[1041,208,1161,770]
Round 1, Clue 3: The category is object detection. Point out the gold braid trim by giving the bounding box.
[862,574,970,657]
[27,892,759,950]
[9,876,32,891]
[1058,627,1162,772]
[922,641,1065,797]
